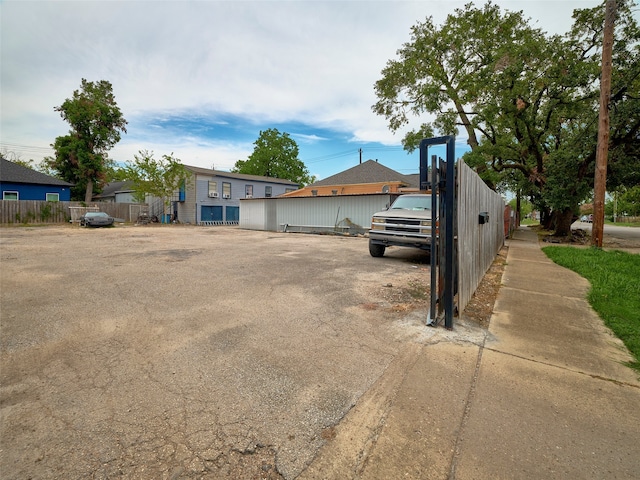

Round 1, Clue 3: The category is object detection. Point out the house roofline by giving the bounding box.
[184,164,298,186]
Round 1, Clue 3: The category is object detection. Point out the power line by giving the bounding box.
[1,142,53,151]
[301,145,408,165]
[358,145,406,152]
[302,149,358,164]
[0,142,54,157]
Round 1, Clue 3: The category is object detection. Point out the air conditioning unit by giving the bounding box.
[245,195,253,199]
[223,194,231,199]
[209,192,219,198]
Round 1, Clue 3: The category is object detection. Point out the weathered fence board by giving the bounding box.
[0,201,147,224]
[457,161,505,314]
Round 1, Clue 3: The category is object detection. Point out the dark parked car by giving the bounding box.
[79,212,114,227]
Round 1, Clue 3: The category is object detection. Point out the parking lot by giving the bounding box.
[0,224,462,479]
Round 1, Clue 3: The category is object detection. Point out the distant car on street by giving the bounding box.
[79,212,114,227]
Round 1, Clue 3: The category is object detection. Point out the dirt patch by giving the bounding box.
[367,248,508,329]
[601,234,640,251]
[461,246,508,328]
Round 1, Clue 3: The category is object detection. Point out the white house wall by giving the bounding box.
[239,199,268,230]
[114,192,136,203]
[177,172,296,225]
[175,173,198,224]
[240,194,392,233]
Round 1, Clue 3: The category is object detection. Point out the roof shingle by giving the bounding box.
[311,160,418,188]
[0,158,73,186]
[184,164,299,186]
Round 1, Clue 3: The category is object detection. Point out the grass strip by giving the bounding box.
[542,246,640,371]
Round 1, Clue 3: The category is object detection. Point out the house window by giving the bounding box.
[46,193,59,202]
[245,185,253,198]
[3,191,18,200]
[208,181,218,197]
[311,190,318,196]
[265,186,272,198]
[222,182,231,199]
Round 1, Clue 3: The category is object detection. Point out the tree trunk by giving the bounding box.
[553,207,574,237]
[84,179,94,203]
[540,207,552,230]
[592,0,616,247]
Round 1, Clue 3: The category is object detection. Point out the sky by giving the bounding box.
[1,0,609,181]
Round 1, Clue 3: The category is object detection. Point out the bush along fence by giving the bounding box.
[0,200,148,225]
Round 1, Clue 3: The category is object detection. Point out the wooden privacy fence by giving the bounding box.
[457,161,506,314]
[0,201,147,224]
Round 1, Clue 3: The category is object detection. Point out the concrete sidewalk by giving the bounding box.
[300,227,640,479]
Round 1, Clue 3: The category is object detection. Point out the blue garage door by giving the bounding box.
[226,206,239,223]
[201,205,223,222]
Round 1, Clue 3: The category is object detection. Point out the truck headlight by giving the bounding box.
[371,217,384,230]
[420,220,437,234]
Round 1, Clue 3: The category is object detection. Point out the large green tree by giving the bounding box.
[373,1,639,236]
[123,150,190,220]
[48,79,127,201]
[607,186,640,218]
[232,128,314,186]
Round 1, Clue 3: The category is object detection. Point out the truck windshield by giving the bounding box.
[390,196,433,211]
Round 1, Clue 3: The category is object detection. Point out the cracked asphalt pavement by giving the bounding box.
[1,225,478,479]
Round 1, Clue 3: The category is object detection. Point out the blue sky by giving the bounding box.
[1,0,605,181]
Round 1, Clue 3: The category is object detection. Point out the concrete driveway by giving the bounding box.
[0,225,456,479]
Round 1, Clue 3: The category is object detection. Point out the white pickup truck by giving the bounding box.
[368,194,436,257]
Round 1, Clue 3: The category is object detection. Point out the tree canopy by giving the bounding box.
[373,1,639,235]
[232,128,314,187]
[48,79,127,201]
[123,150,190,217]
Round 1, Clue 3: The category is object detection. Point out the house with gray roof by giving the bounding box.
[284,160,419,197]
[92,181,137,203]
[0,158,73,201]
[239,160,423,233]
[175,165,299,224]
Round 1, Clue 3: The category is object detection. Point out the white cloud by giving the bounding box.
[1,0,606,174]
[290,133,330,144]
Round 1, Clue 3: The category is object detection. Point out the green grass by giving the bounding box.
[605,220,640,227]
[542,246,640,371]
[520,218,540,226]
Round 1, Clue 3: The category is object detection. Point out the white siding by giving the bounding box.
[114,192,136,203]
[240,195,392,233]
[175,173,198,224]
[240,199,268,230]
[177,172,296,225]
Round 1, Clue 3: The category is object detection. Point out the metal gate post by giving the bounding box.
[420,136,456,329]
[443,136,456,329]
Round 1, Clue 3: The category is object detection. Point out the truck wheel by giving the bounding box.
[369,242,385,257]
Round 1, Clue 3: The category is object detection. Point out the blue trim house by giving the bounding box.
[176,165,299,224]
[0,158,73,201]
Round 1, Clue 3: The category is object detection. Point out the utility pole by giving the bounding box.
[592,0,617,248]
